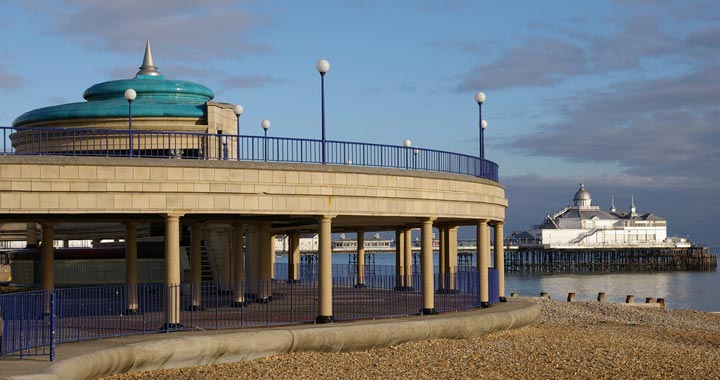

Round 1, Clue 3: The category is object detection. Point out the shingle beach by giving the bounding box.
[101,298,720,380]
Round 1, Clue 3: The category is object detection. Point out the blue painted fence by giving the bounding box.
[0,127,499,182]
[0,266,499,361]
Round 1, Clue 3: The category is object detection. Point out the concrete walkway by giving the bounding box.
[1,301,539,380]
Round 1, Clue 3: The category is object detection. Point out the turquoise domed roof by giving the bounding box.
[13,42,214,127]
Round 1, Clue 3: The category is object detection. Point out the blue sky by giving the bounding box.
[1,0,718,246]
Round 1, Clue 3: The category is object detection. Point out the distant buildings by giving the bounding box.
[508,183,689,248]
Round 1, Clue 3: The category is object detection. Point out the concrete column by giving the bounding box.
[125,222,139,313]
[356,230,366,287]
[190,223,202,309]
[477,220,490,308]
[40,222,54,291]
[395,229,405,289]
[447,227,458,292]
[494,222,506,302]
[270,235,276,279]
[257,225,272,302]
[26,222,38,248]
[245,228,258,299]
[438,227,447,291]
[404,229,413,288]
[317,216,334,323]
[288,232,301,283]
[165,214,182,328]
[233,223,245,306]
[421,218,436,314]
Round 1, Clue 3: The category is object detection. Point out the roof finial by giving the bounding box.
[610,195,616,213]
[630,194,637,216]
[136,40,161,77]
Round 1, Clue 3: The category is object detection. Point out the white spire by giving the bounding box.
[630,194,637,216]
[610,195,616,212]
[136,40,161,77]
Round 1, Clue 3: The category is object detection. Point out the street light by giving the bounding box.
[124,88,137,157]
[413,148,419,170]
[316,59,330,164]
[403,139,411,169]
[261,119,270,161]
[475,91,486,177]
[233,104,244,160]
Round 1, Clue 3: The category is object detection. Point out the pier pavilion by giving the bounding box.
[0,43,507,331]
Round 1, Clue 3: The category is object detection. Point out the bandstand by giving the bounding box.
[0,42,507,359]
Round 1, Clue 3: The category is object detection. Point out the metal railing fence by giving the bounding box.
[1,127,499,182]
[0,269,488,360]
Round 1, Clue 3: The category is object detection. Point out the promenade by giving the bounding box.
[0,301,539,380]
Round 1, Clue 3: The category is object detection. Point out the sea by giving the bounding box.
[278,248,720,312]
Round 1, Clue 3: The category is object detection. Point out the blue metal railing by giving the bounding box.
[0,266,490,360]
[0,127,499,182]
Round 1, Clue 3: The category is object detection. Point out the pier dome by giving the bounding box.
[573,183,592,208]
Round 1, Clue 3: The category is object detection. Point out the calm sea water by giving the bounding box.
[280,250,720,312]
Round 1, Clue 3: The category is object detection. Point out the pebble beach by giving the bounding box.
[101,298,720,380]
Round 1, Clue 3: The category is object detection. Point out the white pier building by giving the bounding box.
[509,184,689,249]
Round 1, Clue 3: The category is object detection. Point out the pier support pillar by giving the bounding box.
[125,222,139,313]
[493,222,506,302]
[421,218,437,314]
[164,214,182,329]
[288,232,301,283]
[395,229,406,290]
[233,223,245,306]
[317,215,334,323]
[356,230,365,287]
[477,220,490,308]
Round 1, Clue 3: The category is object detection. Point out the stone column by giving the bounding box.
[288,232,301,283]
[40,222,54,291]
[404,229,413,289]
[477,220,490,308]
[494,222,506,302]
[270,235,276,279]
[26,222,38,248]
[245,228,258,300]
[438,227,447,291]
[233,223,246,307]
[165,214,182,328]
[356,230,366,287]
[395,229,405,290]
[447,226,458,292]
[317,216,334,323]
[257,224,272,302]
[125,222,139,313]
[189,222,202,309]
[421,218,437,314]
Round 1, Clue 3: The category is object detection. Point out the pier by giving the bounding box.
[504,246,717,273]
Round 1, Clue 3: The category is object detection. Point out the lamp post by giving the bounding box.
[261,119,270,161]
[124,89,137,157]
[316,59,330,164]
[233,104,244,160]
[403,139,411,169]
[475,91,486,177]
[413,148,419,170]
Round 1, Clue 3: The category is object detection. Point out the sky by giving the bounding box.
[0,0,718,246]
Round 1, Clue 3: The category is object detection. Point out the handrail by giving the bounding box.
[0,126,499,182]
